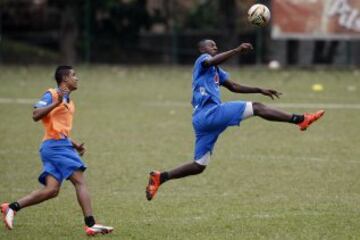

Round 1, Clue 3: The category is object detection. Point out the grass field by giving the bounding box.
[0,65,360,239]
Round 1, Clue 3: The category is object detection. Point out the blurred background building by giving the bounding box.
[1,0,359,66]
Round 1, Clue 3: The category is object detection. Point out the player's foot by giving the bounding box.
[146,171,161,201]
[297,110,325,131]
[1,203,15,230]
[85,224,113,236]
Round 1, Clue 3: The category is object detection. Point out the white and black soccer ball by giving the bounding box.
[248,4,271,27]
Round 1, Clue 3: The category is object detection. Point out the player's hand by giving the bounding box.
[236,43,253,54]
[74,142,86,156]
[260,89,282,100]
[56,87,69,105]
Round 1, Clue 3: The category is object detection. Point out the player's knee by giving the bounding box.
[46,186,60,198]
[194,163,206,174]
[197,165,206,174]
[252,102,265,115]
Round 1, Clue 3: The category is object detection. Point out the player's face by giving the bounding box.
[64,69,79,91]
[204,40,218,56]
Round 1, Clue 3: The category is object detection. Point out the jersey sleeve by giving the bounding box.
[33,91,52,108]
[218,67,230,85]
[197,53,211,70]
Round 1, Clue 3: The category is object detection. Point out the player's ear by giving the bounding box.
[63,72,71,82]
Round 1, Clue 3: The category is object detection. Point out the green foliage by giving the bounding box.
[1,39,60,63]
[185,1,221,30]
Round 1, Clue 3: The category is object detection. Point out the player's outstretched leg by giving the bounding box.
[146,162,206,201]
[252,102,325,130]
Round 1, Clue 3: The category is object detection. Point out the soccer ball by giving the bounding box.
[248,4,271,27]
[268,60,280,70]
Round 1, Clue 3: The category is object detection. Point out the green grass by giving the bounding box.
[0,65,360,239]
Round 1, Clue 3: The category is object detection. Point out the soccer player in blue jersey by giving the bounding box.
[146,39,325,201]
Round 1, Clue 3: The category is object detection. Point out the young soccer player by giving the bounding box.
[146,40,325,201]
[1,66,113,236]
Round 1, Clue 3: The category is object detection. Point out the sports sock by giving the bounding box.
[85,216,95,227]
[9,202,21,212]
[289,114,304,124]
[160,172,169,184]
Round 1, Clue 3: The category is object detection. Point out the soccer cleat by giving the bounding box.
[297,110,325,131]
[85,224,113,236]
[146,171,161,201]
[1,203,15,230]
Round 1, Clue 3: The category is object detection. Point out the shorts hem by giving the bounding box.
[38,172,62,185]
[194,150,212,161]
[64,165,87,180]
[229,108,245,126]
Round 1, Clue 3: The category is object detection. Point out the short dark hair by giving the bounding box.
[54,65,73,85]
[198,39,212,48]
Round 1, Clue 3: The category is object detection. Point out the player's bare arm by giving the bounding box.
[201,41,253,67]
[222,79,281,100]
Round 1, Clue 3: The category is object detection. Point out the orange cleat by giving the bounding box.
[146,171,161,201]
[1,203,15,230]
[85,224,113,236]
[297,110,325,131]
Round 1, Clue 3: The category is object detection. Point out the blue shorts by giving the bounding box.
[192,101,247,160]
[38,139,86,185]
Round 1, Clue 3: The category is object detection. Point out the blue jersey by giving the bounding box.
[191,53,229,113]
[34,91,53,108]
